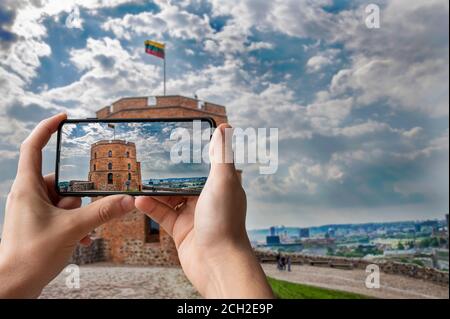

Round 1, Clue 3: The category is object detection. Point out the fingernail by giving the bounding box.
[120,195,135,212]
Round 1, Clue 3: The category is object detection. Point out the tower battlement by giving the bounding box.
[92,140,136,147]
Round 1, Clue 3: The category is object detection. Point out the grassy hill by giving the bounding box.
[267,277,371,299]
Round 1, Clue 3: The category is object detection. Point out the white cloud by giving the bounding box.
[306,48,339,73]
[328,0,449,117]
[307,97,353,126]
[102,2,213,41]
[185,48,195,56]
[337,121,391,138]
[65,6,84,29]
[0,150,19,160]
[246,41,273,51]
[42,37,161,116]
[307,55,331,72]
[209,0,449,117]
[209,0,333,38]
[402,127,423,139]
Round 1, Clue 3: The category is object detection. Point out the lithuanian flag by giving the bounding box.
[145,40,165,59]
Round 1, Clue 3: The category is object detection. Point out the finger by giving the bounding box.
[43,173,60,204]
[70,195,135,236]
[18,112,67,179]
[209,123,236,176]
[151,196,186,208]
[57,196,82,210]
[135,196,178,237]
[43,173,82,209]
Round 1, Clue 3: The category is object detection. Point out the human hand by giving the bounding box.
[0,113,136,298]
[135,124,273,298]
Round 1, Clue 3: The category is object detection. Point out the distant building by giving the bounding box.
[383,249,416,257]
[266,235,281,245]
[325,227,335,238]
[299,228,310,238]
[269,226,276,236]
[414,223,421,233]
[446,214,449,249]
[302,238,336,247]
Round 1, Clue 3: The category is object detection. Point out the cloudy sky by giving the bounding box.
[0,0,448,230]
[59,121,211,182]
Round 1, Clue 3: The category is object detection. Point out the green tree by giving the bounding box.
[419,238,430,248]
[430,237,439,247]
[326,247,334,256]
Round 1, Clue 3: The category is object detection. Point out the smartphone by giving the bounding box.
[55,118,215,196]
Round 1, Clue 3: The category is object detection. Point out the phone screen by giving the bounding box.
[56,118,214,196]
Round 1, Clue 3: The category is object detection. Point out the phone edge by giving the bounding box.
[55,117,217,197]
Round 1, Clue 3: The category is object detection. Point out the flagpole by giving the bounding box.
[163,52,166,96]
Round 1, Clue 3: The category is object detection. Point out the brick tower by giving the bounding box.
[92,96,229,266]
[88,140,142,192]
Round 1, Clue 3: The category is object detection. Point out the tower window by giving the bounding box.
[125,151,130,158]
[108,150,112,157]
[128,173,131,181]
[94,152,97,159]
[145,216,160,243]
[128,163,131,170]
[93,164,96,171]
[108,162,112,170]
[107,173,113,184]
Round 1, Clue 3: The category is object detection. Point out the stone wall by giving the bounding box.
[70,229,179,267]
[117,237,179,266]
[70,238,106,265]
[69,181,94,192]
[96,209,180,266]
[254,249,449,285]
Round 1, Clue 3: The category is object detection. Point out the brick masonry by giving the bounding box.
[69,181,94,192]
[70,238,106,265]
[89,140,142,191]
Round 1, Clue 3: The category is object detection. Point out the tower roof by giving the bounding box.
[96,95,227,120]
[91,140,136,147]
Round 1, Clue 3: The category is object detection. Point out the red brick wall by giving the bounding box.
[89,141,141,191]
[112,97,148,112]
[96,106,111,118]
[96,96,228,125]
[97,210,179,265]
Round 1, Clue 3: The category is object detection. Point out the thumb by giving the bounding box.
[209,123,236,176]
[72,195,135,236]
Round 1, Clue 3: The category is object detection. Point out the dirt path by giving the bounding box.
[40,263,200,299]
[262,263,449,299]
